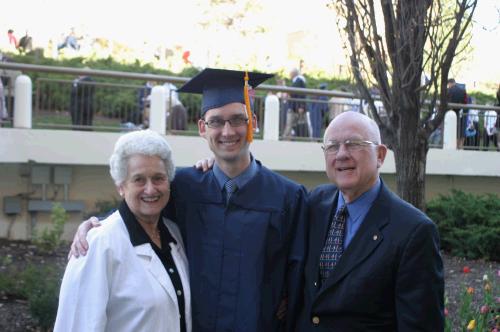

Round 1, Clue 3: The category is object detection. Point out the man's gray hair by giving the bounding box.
[109,130,175,186]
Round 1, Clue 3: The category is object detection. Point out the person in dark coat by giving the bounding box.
[70,73,95,130]
[170,103,188,130]
[70,69,308,332]
[297,111,444,331]
[309,83,329,139]
[447,78,467,148]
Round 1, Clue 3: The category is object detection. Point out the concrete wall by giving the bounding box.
[0,164,118,240]
[1,128,500,240]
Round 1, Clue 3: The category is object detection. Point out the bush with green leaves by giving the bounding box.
[0,263,62,332]
[427,190,500,261]
[4,51,364,119]
[22,265,62,331]
[83,198,120,219]
[33,202,68,253]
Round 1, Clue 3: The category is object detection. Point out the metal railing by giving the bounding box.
[458,110,499,151]
[1,62,499,150]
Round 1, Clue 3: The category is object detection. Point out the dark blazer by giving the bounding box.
[298,182,444,331]
[447,84,467,114]
[290,75,306,111]
[70,76,95,127]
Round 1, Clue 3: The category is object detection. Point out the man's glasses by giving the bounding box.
[203,116,249,129]
[322,139,378,155]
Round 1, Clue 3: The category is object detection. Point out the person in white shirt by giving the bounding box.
[54,130,191,332]
[483,109,498,150]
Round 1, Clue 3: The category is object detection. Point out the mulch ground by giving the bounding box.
[0,239,498,331]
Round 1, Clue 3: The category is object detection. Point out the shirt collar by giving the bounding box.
[292,74,306,84]
[213,155,258,191]
[337,178,381,219]
[119,200,176,247]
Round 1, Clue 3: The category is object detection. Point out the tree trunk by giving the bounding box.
[392,128,429,211]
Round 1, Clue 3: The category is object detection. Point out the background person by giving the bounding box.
[55,130,191,332]
[283,68,307,138]
[309,83,329,139]
[0,75,7,123]
[17,31,32,54]
[6,29,18,51]
[483,108,498,150]
[447,78,468,148]
[135,80,154,126]
[69,71,95,130]
[298,111,444,331]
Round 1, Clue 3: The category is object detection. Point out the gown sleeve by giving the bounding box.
[284,185,309,331]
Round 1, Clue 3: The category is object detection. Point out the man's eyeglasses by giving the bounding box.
[322,139,378,155]
[203,116,249,129]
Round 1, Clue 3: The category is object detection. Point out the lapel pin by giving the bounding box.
[373,234,378,241]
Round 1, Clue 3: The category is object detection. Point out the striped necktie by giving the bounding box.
[319,205,348,282]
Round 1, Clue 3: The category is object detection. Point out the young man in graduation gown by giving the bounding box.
[169,69,308,332]
[70,69,308,332]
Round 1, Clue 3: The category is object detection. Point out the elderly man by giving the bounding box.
[298,111,444,331]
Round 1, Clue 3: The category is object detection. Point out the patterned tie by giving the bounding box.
[319,205,349,282]
[224,179,238,204]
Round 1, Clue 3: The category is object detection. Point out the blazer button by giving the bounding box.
[312,316,320,325]
[314,281,317,287]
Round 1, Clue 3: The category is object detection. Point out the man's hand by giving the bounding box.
[68,216,101,259]
[194,157,215,172]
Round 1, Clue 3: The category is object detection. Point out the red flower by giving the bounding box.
[480,305,489,314]
[444,308,449,316]
[463,266,471,273]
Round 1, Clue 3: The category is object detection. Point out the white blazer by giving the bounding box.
[54,211,191,332]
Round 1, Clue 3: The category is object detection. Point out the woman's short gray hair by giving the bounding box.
[109,130,175,186]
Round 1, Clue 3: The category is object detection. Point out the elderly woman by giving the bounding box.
[54,130,190,332]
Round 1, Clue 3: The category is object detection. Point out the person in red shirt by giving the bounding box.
[7,29,18,49]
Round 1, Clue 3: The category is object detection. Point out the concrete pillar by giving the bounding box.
[263,95,280,141]
[443,110,457,150]
[149,86,166,135]
[13,75,32,129]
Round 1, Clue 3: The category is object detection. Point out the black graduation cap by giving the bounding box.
[177,68,273,115]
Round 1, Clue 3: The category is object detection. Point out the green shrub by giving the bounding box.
[33,203,68,253]
[468,91,496,105]
[427,190,500,260]
[84,198,119,219]
[0,260,16,297]
[0,263,63,331]
[23,265,61,331]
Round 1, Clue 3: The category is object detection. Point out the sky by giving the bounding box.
[1,0,498,87]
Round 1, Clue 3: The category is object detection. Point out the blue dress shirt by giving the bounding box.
[213,157,258,197]
[337,179,381,249]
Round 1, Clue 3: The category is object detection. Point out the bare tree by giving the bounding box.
[331,0,477,210]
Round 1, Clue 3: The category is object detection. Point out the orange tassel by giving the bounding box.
[244,71,253,143]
